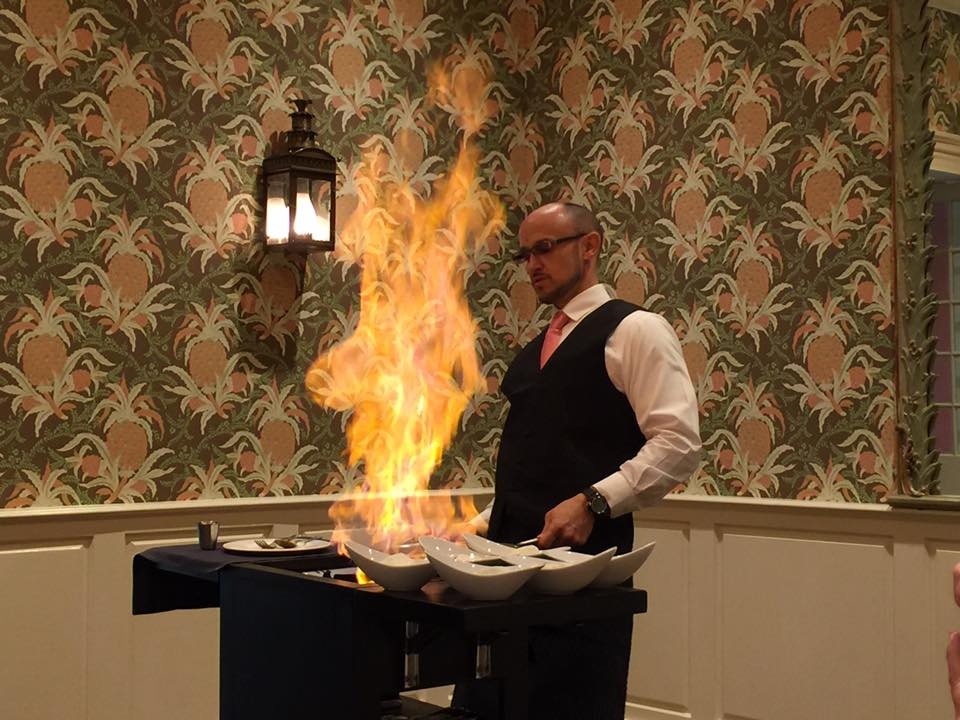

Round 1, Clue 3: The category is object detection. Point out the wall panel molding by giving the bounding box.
[2,496,960,720]
[0,544,89,720]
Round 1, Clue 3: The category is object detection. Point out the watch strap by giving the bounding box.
[582,486,610,518]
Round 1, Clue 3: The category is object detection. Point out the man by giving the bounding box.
[460,201,701,719]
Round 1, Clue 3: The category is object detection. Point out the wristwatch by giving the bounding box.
[581,486,610,518]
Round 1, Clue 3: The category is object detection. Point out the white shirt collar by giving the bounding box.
[557,283,612,323]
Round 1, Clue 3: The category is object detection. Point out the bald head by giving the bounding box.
[559,202,603,242]
[522,202,603,244]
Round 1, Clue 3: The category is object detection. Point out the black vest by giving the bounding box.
[488,299,645,555]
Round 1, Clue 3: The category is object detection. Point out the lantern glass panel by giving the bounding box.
[292,176,332,243]
[265,173,289,244]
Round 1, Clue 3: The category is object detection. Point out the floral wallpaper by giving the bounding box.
[0,0,895,508]
[931,7,960,135]
[512,0,894,501]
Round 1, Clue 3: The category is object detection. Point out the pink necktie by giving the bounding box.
[540,312,571,368]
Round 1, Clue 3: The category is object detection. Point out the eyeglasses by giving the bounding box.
[511,233,584,263]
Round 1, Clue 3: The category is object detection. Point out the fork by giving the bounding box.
[256,536,314,549]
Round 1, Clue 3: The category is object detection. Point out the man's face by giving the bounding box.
[517,208,587,307]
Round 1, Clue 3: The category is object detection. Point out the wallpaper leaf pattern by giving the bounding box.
[0,0,899,508]
[931,7,960,136]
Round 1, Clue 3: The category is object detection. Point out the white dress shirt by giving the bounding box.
[477,282,702,520]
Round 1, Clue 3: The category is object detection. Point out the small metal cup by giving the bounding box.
[198,520,219,550]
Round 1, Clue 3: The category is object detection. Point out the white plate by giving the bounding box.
[222,538,331,555]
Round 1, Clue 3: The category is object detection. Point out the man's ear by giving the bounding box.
[582,230,602,259]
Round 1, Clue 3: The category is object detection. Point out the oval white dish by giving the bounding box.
[526,546,617,595]
[343,540,435,592]
[589,541,656,588]
[462,534,571,557]
[418,536,544,601]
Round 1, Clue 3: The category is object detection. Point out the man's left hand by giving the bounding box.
[537,494,595,548]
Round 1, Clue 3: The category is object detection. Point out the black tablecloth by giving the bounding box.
[132,543,353,615]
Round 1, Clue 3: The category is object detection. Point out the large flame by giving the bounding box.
[305,69,503,553]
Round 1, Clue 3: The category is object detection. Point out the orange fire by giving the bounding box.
[305,68,503,553]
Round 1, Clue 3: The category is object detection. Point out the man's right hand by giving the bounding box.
[537,493,595,548]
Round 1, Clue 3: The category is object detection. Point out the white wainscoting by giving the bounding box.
[625,497,960,720]
[1,494,958,720]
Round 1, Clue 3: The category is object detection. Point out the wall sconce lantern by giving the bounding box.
[262,98,336,252]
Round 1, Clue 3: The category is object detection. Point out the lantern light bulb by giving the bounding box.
[294,192,318,237]
[265,197,289,243]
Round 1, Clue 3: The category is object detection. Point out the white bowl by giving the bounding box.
[319,528,421,553]
[589,541,656,588]
[525,547,617,595]
[462,534,571,557]
[343,540,435,592]
[417,535,490,562]
[418,536,544,601]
